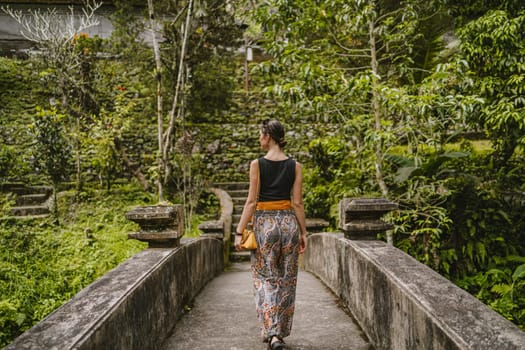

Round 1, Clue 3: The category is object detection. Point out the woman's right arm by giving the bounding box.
[292,162,308,253]
[234,159,259,250]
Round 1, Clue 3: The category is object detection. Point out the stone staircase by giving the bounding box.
[1,183,52,218]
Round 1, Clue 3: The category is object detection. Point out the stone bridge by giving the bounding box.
[5,187,525,349]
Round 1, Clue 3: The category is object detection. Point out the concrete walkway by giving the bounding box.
[162,262,372,350]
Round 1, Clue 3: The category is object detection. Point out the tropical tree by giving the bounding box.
[145,0,242,201]
[253,0,452,197]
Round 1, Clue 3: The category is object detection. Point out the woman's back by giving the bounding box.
[258,157,296,202]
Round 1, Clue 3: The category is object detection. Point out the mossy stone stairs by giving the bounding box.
[2,183,52,218]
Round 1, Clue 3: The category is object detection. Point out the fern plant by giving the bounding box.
[460,260,525,328]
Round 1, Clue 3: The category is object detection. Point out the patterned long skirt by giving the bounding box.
[251,209,300,341]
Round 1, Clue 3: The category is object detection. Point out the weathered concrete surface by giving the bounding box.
[304,232,525,350]
[5,237,223,350]
[163,262,372,350]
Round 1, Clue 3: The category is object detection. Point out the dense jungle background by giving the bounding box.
[2,0,525,346]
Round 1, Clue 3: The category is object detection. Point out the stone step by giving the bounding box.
[4,185,52,196]
[231,197,246,206]
[230,251,251,262]
[0,182,26,193]
[233,204,244,213]
[16,193,49,206]
[232,214,241,225]
[10,205,50,216]
[213,182,249,191]
[227,189,249,197]
[31,186,53,195]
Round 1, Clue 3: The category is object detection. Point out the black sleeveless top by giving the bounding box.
[257,157,296,202]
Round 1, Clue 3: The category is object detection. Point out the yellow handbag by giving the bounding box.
[240,225,257,250]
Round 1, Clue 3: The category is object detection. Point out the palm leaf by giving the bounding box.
[385,154,414,167]
[512,264,525,282]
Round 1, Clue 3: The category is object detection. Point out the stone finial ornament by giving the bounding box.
[125,205,184,247]
[339,198,398,240]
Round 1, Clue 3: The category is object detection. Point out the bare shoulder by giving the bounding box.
[250,159,260,174]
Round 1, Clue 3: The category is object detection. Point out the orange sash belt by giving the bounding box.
[256,200,292,210]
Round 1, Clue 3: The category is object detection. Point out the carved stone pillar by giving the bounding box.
[338,198,398,240]
[125,205,184,248]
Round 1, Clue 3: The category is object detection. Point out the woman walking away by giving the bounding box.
[235,119,308,350]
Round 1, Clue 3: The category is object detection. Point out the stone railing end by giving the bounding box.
[125,204,184,248]
[338,197,397,240]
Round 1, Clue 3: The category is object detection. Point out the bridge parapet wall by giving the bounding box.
[304,232,525,350]
[6,237,223,350]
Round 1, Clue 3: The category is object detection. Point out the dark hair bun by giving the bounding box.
[262,119,287,149]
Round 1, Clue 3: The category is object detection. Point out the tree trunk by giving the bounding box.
[147,0,165,201]
[163,0,194,179]
[369,14,389,197]
[75,117,83,192]
[52,184,59,226]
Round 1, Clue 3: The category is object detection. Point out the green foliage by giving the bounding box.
[0,145,17,181]
[304,136,377,225]
[441,0,525,27]
[388,143,525,278]
[458,11,525,164]
[458,258,525,329]
[445,176,524,278]
[196,190,220,219]
[0,57,46,183]
[107,0,146,59]
[0,193,14,217]
[89,91,146,189]
[29,107,72,185]
[170,138,210,233]
[185,189,221,237]
[386,147,457,273]
[0,183,151,347]
[386,151,469,183]
[403,58,484,153]
[188,55,238,122]
[156,0,243,119]
[391,200,454,272]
